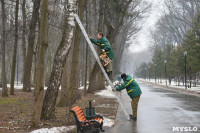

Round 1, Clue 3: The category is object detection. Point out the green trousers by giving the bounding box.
[131,95,141,118]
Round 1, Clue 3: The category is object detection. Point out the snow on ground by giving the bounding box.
[0,84,62,90]
[0,83,26,90]
[2,82,115,132]
[7,83,24,90]
[103,117,114,127]
[95,104,112,108]
[78,85,88,90]
[95,85,115,98]
[30,126,75,133]
[140,78,200,92]
[94,80,121,98]
[30,117,114,133]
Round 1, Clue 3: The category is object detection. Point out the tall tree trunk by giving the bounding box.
[33,0,49,127]
[58,47,73,107]
[1,0,8,97]
[97,0,105,89]
[33,28,40,85]
[17,47,19,85]
[88,62,99,92]
[22,0,41,92]
[84,0,89,91]
[88,0,105,92]
[41,0,78,120]
[58,0,85,107]
[10,0,19,95]
[69,0,84,92]
[22,0,27,84]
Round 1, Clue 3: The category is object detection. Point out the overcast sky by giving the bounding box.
[129,0,165,52]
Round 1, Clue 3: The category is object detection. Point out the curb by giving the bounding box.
[139,79,200,97]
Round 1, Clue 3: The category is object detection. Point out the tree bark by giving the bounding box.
[84,0,88,92]
[10,0,19,95]
[58,47,73,107]
[58,0,85,107]
[22,0,41,92]
[97,0,105,89]
[22,0,27,84]
[88,0,105,92]
[88,62,99,92]
[33,0,49,127]
[41,0,78,120]
[1,0,8,97]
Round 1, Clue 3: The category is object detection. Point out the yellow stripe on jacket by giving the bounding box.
[128,89,133,93]
[125,78,133,87]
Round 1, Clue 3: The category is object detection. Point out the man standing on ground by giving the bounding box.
[115,73,142,121]
[88,32,114,80]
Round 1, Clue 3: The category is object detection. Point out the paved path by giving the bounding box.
[106,81,200,133]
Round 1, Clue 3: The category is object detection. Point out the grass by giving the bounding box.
[0,88,118,133]
[0,97,24,105]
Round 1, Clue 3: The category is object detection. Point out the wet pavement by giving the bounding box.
[106,81,200,133]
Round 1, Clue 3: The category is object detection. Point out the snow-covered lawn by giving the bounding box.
[78,85,88,90]
[30,116,114,133]
[0,84,60,90]
[30,126,75,133]
[7,83,24,90]
[95,85,115,98]
[103,117,114,127]
[140,78,200,93]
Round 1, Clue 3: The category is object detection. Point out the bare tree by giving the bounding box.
[58,0,85,107]
[22,0,41,92]
[151,0,200,49]
[88,0,105,92]
[41,0,78,120]
[1,0,8,97]
[21,0,27,85]
[33,0,49,127]
[10,0,19,95]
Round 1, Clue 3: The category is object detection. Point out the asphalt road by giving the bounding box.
[107,81,200,133]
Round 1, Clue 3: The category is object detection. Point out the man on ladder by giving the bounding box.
[88,32,114,80]
[75,13,130,119]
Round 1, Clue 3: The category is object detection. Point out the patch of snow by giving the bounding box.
[103,117,114,127]
[112,81,119,86]
[78,85,88,90]
[94,80,122,98]
[78,86,84,90]
[95,86,115,98]
[139,78,200,93]
[7,84,24,90]
[95,104,111,108]
[0,84,61,91]
[30,126,75,133]
[105,85,112,91]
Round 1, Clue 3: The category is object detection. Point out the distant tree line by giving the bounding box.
[135,0,200,88]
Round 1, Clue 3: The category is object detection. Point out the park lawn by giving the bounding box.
[0,88,118,133]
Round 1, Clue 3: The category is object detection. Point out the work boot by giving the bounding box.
[129,114,137,121]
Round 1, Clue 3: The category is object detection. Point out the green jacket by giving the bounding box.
[116,75,142,99]
[90,37,114,60]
